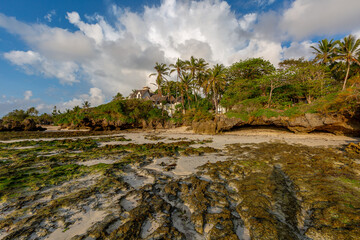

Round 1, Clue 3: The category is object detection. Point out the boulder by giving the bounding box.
[192,120,217,134]
[23,119,37,131]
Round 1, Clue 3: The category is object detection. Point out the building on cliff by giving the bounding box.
[128,86,181,116]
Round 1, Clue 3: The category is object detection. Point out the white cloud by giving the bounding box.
[66,12,104,45]
[353,30,360,39]
[255,0,276,7]
[44,10,56,22]
[281,0,360,40]
[239,13,257,31]
[230,39,283,65]
[4,50,79,84]
[0,13,96,62]
[58,87,105,111]
[24,90,33,100]
[0,95,41,117]
[282,41,314,60]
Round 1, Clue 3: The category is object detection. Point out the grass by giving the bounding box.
[225,111,249,121]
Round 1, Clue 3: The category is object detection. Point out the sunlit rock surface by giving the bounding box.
[0,131,359,239]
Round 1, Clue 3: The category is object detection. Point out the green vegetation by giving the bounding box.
[1,107,53,125]
[54,98,166,129]
[145,34,360,122]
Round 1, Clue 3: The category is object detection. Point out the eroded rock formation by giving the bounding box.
[192,113,360,136]
[0,119,45,131]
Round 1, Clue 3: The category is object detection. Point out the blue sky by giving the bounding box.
[0,0,360,117]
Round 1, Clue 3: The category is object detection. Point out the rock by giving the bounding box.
[192,120,217,134]
[345,143,360,154]
[192,113,360,136]
[0,119,45,131]
[23,119,37,131]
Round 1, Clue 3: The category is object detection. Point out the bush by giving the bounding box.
[54,99,167,127]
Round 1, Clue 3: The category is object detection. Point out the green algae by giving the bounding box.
[1,134,360,239]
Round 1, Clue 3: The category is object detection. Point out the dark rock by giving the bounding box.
[23,119,37,131]
[0,119,45,132]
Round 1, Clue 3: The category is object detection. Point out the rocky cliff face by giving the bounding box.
[192,113,360,136]
[0,119,45,132]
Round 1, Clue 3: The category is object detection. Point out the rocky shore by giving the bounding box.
[0,119,45,132]
[192,113,360,136]
[54,112,360,138]
[0,131,359,239]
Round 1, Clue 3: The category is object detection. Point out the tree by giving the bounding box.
[204,64,227,113]
[228,58,275,96]
[311,39,336,65]
[82,101,91,109]
[26,107,39,116]
[170,58,185,99]
[228,58,275,81]
[333,35,360,90]
[52,106,60,116]
[260,70,290,107]
[193,58,208,105]
[73,106,81,112]
[283,59,330,103]
[185,56,198,80]
[112,92,124,101]
[149,62,170,96]
[3,109,28,122]
[179,72,193,110]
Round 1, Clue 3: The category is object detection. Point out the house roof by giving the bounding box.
[128,86,182,104]
[128,89,151,99]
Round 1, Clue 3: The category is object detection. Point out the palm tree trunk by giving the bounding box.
[267,83,274,108]
[180,91,185,113]
[343,63,351,90]
[193,88,198,107]
[186,91,191,109]
[212,84,217,114]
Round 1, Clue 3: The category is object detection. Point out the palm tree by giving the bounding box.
[185,56,208,104]
[179,72,193,110]
[311,39,336,65]
[26,107,39,116]
[149,62,170,96]
[170,58,185,99]
[333,35,360,90]
[185,56,198,79]
[204,64,227,113]
[82,101,91,109]
[195,58,209,99]
[73,106,81,112]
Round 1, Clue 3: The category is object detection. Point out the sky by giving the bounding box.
[1,0,360,116]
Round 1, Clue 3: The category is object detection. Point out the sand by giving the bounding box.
[3,126,358,147]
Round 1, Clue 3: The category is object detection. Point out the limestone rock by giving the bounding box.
[192,113,360,136]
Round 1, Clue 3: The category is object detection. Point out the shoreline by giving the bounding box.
[2,126,358,147]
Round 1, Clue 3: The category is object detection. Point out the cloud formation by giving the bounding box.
[1,0,360,107]
[281,0,360,40]
[44,10,56,23]
[4,50,79,84]
[56,87,105,111]
[24,90,33,100]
